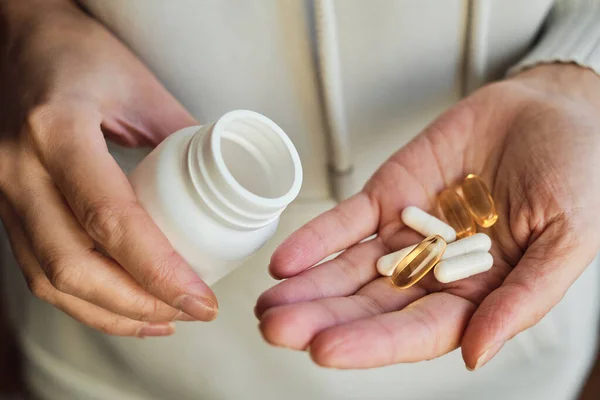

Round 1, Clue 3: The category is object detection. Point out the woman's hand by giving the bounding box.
[255,63,600,370]
[0,0,217,337]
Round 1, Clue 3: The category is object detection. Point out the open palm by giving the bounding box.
[255,65,600,370]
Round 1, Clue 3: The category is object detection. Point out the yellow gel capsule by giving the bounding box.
[461,174,498,228]
[391,235,447,289]
[438,188,477,239]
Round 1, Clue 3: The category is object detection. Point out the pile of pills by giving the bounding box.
[376,174,498,289]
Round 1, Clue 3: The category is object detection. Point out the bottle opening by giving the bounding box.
[187,110,303,229]
[219,120,296,199]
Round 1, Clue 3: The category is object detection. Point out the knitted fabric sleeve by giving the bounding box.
[509,0,600,76]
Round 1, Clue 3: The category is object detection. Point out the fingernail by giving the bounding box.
[176,295,218,321]
[137,322,175,338]
[470,341,504,371]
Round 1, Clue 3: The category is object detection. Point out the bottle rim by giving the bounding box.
[187,110,303,229]
[210,110,303,209]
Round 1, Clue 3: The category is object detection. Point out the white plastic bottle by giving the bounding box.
[129,110,303,286]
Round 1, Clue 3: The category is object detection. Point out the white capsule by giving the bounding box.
[434,251,494,283]
[401,206,456,242]
[441,233,491,260]
[376,244,417,276]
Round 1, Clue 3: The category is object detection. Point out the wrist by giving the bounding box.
[509,63,600,109]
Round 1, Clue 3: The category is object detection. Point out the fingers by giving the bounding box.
[268,112,473,281]
[256,226,425,317]
[0,200,174,337]
[3,166,185,322]
[29,109,217,321]
[269,192,379,279]
[268,106,477,281]
[256,237,387,317]
[259,281,426,350]
[102,84,198,146]
[309,292,476,369]
[461,218,595,370]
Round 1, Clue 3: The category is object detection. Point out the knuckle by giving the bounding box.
[144,258,178,293]
[130,295,164,322]
[355,295,385,316]
[95,315,132,336]
[25,103,98,149]
[25,275,53,301]
[82,199,135,245]
[335,255,362,287]
[25,106,56,145]
[473,302,508,339]
[43,257,80,293]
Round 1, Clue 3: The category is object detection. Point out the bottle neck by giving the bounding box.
[185,110,303,230]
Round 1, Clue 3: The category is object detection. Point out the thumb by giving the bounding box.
[104,72,198,147]
[461,216,596,370]
[139,83,199,143]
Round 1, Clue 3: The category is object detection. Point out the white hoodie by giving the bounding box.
[2,1,600,399]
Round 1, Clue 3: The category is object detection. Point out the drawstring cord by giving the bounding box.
[314,0,354,201]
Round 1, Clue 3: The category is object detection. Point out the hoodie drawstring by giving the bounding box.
[314,0,354,201]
